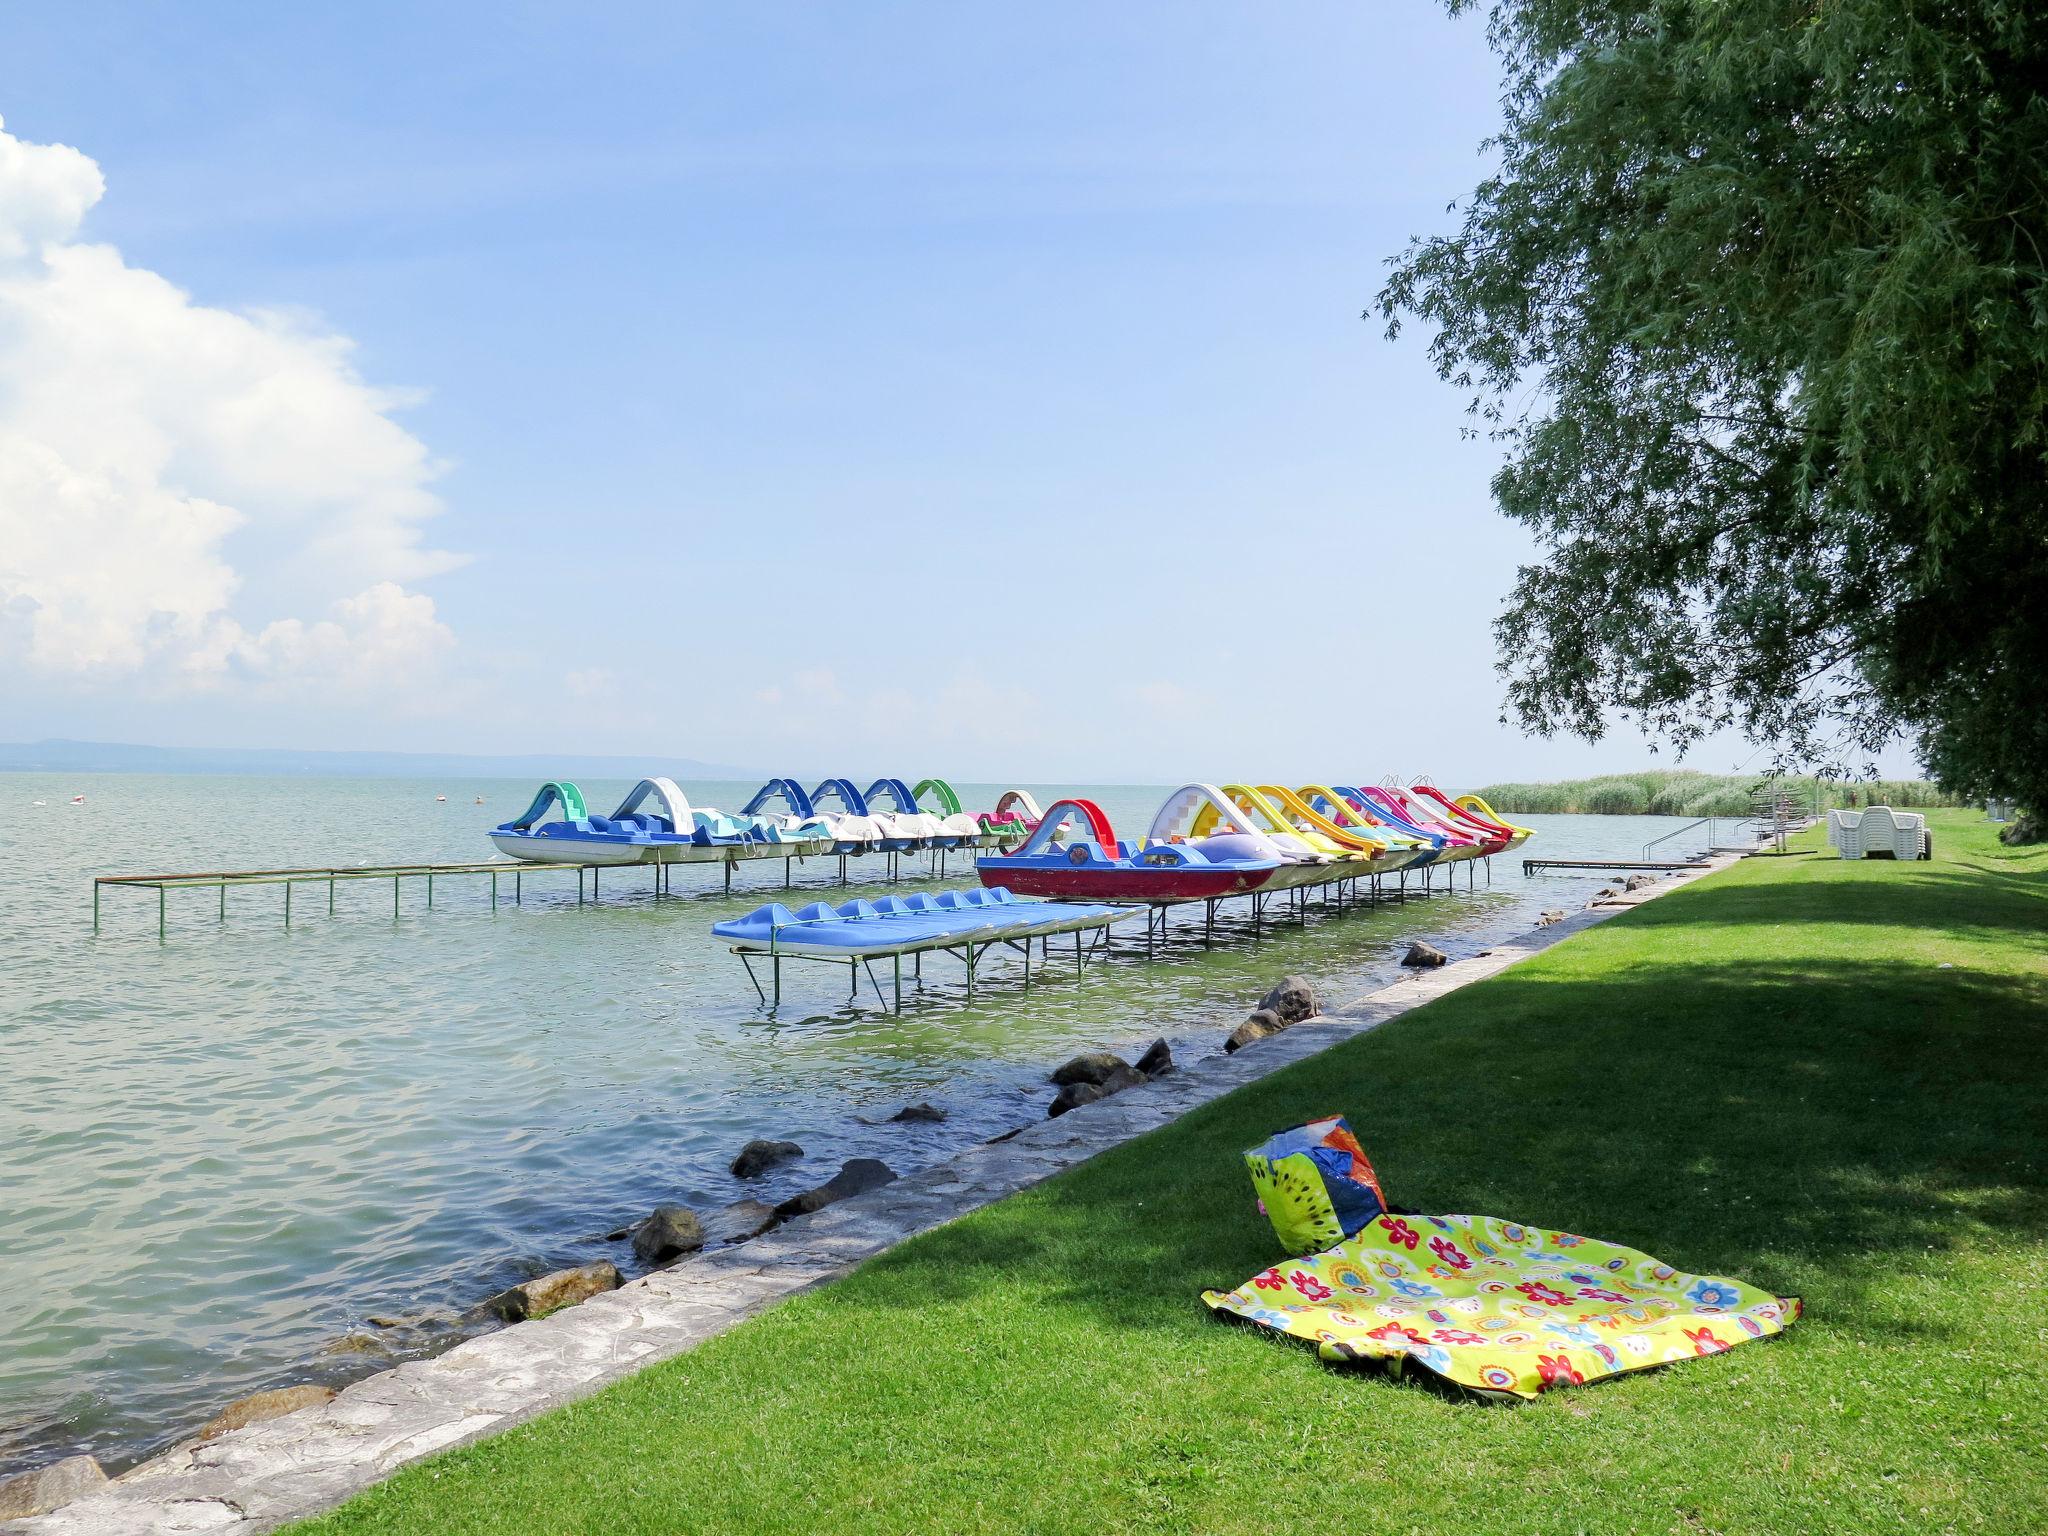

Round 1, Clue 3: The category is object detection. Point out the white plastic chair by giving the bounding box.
[1827,808,1864,859]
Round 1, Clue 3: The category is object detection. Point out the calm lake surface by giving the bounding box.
[0,774,1708,1473]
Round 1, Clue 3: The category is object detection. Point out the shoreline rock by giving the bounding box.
[0,1455,107,1521]
[775,1158,897,1218]
[630,1206,706,1267]
[1050,1051,1128,1087]
[485,1261,621,1323]
[1225,1008,1286,1053]
[888,1102,947,1123]
[701,1199,779,1247]
[1258,975,1319,1023]
[197,1385,337,1442]
[1401,941,1448,968]
[1133,1038,1174,1076]
[730,1139,803,1178]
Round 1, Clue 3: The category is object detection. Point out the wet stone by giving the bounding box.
[0,1456,108,1520]
[730,1139,804,1178]
[196,1384,338,1441]
[774,1158,898,1218]
[487,1261,622,1322]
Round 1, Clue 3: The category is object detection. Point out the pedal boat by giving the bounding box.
[713,887,1134,959]
[976,798,1283,902]
[490,779,828,865]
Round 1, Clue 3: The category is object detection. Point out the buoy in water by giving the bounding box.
[69,795,85,805]
[436,794,447,802]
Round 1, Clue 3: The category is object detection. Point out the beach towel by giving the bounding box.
[1245,1116,1387,1255]
[1203,1212,1798,1398]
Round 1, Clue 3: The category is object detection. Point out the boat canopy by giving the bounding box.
[1010,798,1123,859]
[991,789,1044,825]
[742,778,816,819]
[810,778,872,815]
[912,778,963,817]
[1146,783,1315,861]
[609,777,692,832]
[863,778,920,814]
[505,781,589,831]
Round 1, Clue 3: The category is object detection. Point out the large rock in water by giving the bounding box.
[775,1158,898,1218]
[197,1385,337,1441]
[1133,1038,1174,1076]
[0,1456,107,1520]
[1050,1051,1129,1087]
[631,1205,706,1266]
[1225,1008,1287,1053]
[730,1139,804,1178]
[889,1102,947,1123]
[1048,1081,1104,1117]
[1401,941,1449,967]
[1258,975,1319,1024]
[487,1261,621,1322]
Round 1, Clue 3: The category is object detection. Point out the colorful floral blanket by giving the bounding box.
[1203,1213,1799,1398]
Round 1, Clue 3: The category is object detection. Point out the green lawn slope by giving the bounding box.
[297,810,2046,1535]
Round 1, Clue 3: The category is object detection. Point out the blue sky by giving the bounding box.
[0,4,1918,784]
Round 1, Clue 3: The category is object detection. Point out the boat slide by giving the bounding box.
[1349,785,1487,862]
[1253,784,1429,875]
[1373,783,1510,857]
[1444,788,1536,849]
[1298,785,1445,868]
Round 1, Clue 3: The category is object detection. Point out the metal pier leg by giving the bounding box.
[893,954,902,1013]
[1022,937,1031,990]
[285,880,292,926]
[773,953,781,1008]
[724,860,731,896]
[516,870,523,905]
[785,857,792,889]
[492,871,498,912]
[861,958,888,1009]
[93,883,99,933]
[159,885,166,941]
[739,954,766,1007]
[966,943,976,1000]
[220,883,226,922]
[330,876,336,915]
[1205,898,1216,945]
[916,950,923,988]
[427,872,434,909]
[395,876,402,918]
[594,867,600,899]
[1075,930,1083,977]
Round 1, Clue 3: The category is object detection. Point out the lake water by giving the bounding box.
[0,774,1705,1474]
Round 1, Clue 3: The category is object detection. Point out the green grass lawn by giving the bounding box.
[298,810,2047,1535]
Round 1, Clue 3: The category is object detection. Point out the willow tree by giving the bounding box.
[1381,0,2048,816]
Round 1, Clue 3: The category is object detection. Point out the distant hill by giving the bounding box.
[0,738,757,781]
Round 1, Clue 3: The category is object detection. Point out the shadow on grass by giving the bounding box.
[1621,863,2048,950]
[837,957,2048,1344]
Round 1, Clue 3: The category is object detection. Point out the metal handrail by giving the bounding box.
[1642,817,1718,860]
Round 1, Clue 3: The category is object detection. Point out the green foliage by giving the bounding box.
[295,812,2048,1535]
[1474,768,1962,816]
[1381,0,2048,814]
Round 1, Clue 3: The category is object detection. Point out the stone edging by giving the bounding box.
[7,852,1741,1534]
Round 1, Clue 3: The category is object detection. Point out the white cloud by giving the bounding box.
[0,115,460,694]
